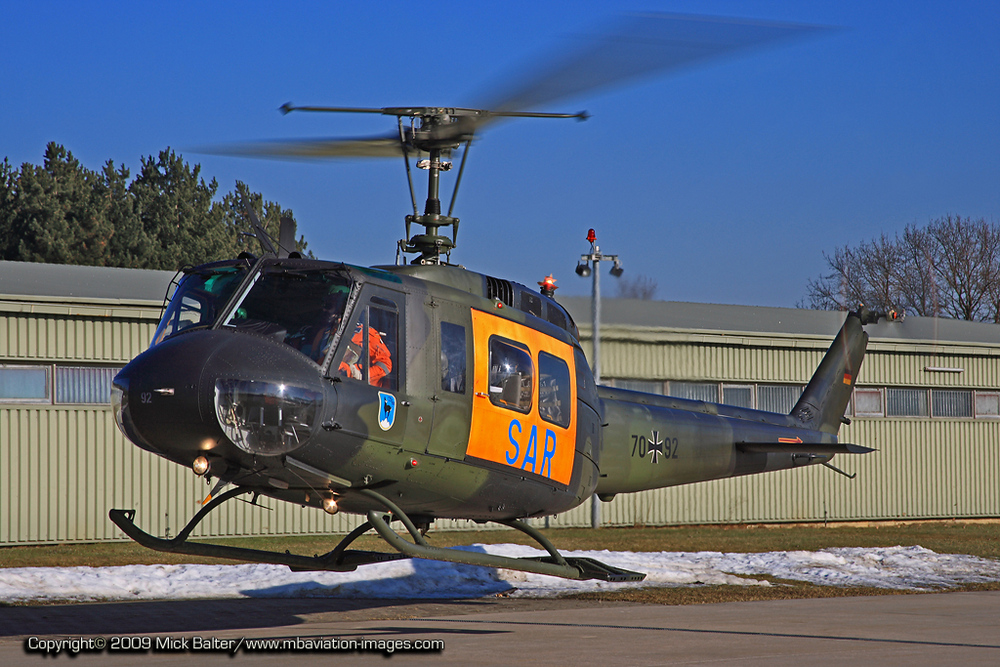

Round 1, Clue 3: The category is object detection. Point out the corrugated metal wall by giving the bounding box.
[572,326,1000,527]
[596,330,1000,389]
[3,302,999,545]
[551,419,1000,528]
[1,304,367,545]
[0,405,366,544]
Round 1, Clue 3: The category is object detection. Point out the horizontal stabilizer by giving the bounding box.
[737,442,875,455]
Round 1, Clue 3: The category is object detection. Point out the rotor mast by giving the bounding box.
[281,104,586,265]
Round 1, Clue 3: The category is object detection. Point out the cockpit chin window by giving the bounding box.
[152,263,249,347]
[224,269,354,365]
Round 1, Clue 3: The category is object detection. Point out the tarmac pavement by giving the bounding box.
[2,591,999,665]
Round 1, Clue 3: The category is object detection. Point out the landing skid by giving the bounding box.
[109,486,646,583]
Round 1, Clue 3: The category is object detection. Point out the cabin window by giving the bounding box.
[488,337,533,413]
[441,322,466,394]
[520,292,542,317]
[544,304,567,330]
[538,352,571,428]
[574,348,592,395]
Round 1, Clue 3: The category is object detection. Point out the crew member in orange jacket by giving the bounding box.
[339,323,392,387]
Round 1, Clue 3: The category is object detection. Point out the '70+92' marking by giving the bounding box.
[631,430,679,463]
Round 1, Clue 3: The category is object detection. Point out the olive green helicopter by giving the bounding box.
[110,13,878,582]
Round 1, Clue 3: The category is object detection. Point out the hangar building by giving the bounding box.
[2,260,998,545]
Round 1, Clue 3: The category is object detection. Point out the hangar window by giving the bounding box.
[758,385,803,413]
[667,381,718,403]
[975,392,1000,418]
[488,338,533,413]
[55,367,120,404]
[0,365,122,405]
[931,389,973,418]
[887,388,929,417]
[0,365,50,402]
[722,384,754,409]
[612,379,664,394]
[853,388,884,417]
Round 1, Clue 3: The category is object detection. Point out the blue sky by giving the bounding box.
[2,1,998,307]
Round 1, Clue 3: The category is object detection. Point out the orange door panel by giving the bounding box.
[467,309,577,486]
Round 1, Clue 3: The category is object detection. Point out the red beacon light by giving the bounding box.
[586,228,597,243]
[538,274,558,298]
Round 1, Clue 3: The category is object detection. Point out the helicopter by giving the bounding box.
[109,13,879,582]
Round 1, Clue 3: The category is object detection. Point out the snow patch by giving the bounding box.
[2,544,999,604]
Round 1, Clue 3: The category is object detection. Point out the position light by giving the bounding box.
[575,262,591,277]
[323,496,340,515]
[610,260,624,277]
[192,455,211,476]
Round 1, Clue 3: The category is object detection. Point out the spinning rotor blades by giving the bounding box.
[201,13,824,162]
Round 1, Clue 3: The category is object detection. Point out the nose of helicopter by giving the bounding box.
[112,329,328,465]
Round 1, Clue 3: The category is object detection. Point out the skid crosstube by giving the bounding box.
[108,486,647,583]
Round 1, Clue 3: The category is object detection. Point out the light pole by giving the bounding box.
[575,228,623,528]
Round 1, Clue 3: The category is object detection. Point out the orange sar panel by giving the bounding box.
[467,309,577,486]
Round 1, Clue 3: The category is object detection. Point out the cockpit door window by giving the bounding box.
[336,302,398,391]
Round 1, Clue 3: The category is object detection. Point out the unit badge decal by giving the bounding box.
[378,391,397,431]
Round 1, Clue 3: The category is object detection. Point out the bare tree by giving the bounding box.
[804,216,1000,323]
[616,273,658,300]
[804,234,906,314]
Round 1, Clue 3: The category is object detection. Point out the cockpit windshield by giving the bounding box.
[152,262,249,347]
[223,268,354,364]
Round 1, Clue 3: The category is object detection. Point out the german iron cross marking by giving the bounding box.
[648,430,664,464]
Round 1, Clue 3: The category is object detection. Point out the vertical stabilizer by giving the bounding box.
[791,308,879,434]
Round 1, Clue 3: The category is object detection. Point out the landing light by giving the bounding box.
[192,455,210,476]
[214,379,322,455]
[323,496,340,515]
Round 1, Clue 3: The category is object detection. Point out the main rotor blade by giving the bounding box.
[199,134,427,160]
[478,12,826,115]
